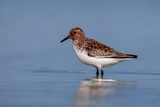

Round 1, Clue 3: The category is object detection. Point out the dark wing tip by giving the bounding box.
[109,54,138,59]
[126,54,138,58]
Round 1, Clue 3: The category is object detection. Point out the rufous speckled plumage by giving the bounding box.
[61,27,137,75]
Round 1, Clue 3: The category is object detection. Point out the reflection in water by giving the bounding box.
[75,76,119,107]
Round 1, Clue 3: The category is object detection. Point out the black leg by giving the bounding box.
[101,74,103,79]
[101,69,104,75]
[96,74,99,79]
[96,68,99,77]
[96,68,99,75]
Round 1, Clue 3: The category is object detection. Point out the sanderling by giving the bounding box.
[61,27,137,75]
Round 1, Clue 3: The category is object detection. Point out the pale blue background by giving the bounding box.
[0,0,160,107]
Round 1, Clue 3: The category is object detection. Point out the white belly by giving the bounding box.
[73,46,124,69]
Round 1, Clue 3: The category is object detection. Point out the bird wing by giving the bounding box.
[85,38,136,59]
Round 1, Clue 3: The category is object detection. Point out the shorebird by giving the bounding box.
[61,27,137,75]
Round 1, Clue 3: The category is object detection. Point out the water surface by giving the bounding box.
[0,1,160,107]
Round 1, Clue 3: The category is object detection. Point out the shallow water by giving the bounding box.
[1,49,160,107]
[1,1,160,107]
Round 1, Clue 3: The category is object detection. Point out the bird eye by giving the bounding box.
[73,31,76,34]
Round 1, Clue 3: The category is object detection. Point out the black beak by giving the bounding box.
[60,35,70,43]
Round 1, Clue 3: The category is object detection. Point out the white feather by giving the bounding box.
[73,45,127,69]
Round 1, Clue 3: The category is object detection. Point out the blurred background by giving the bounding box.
[0,0,160,107]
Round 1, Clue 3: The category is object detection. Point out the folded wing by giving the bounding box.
[85,38,137,59]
